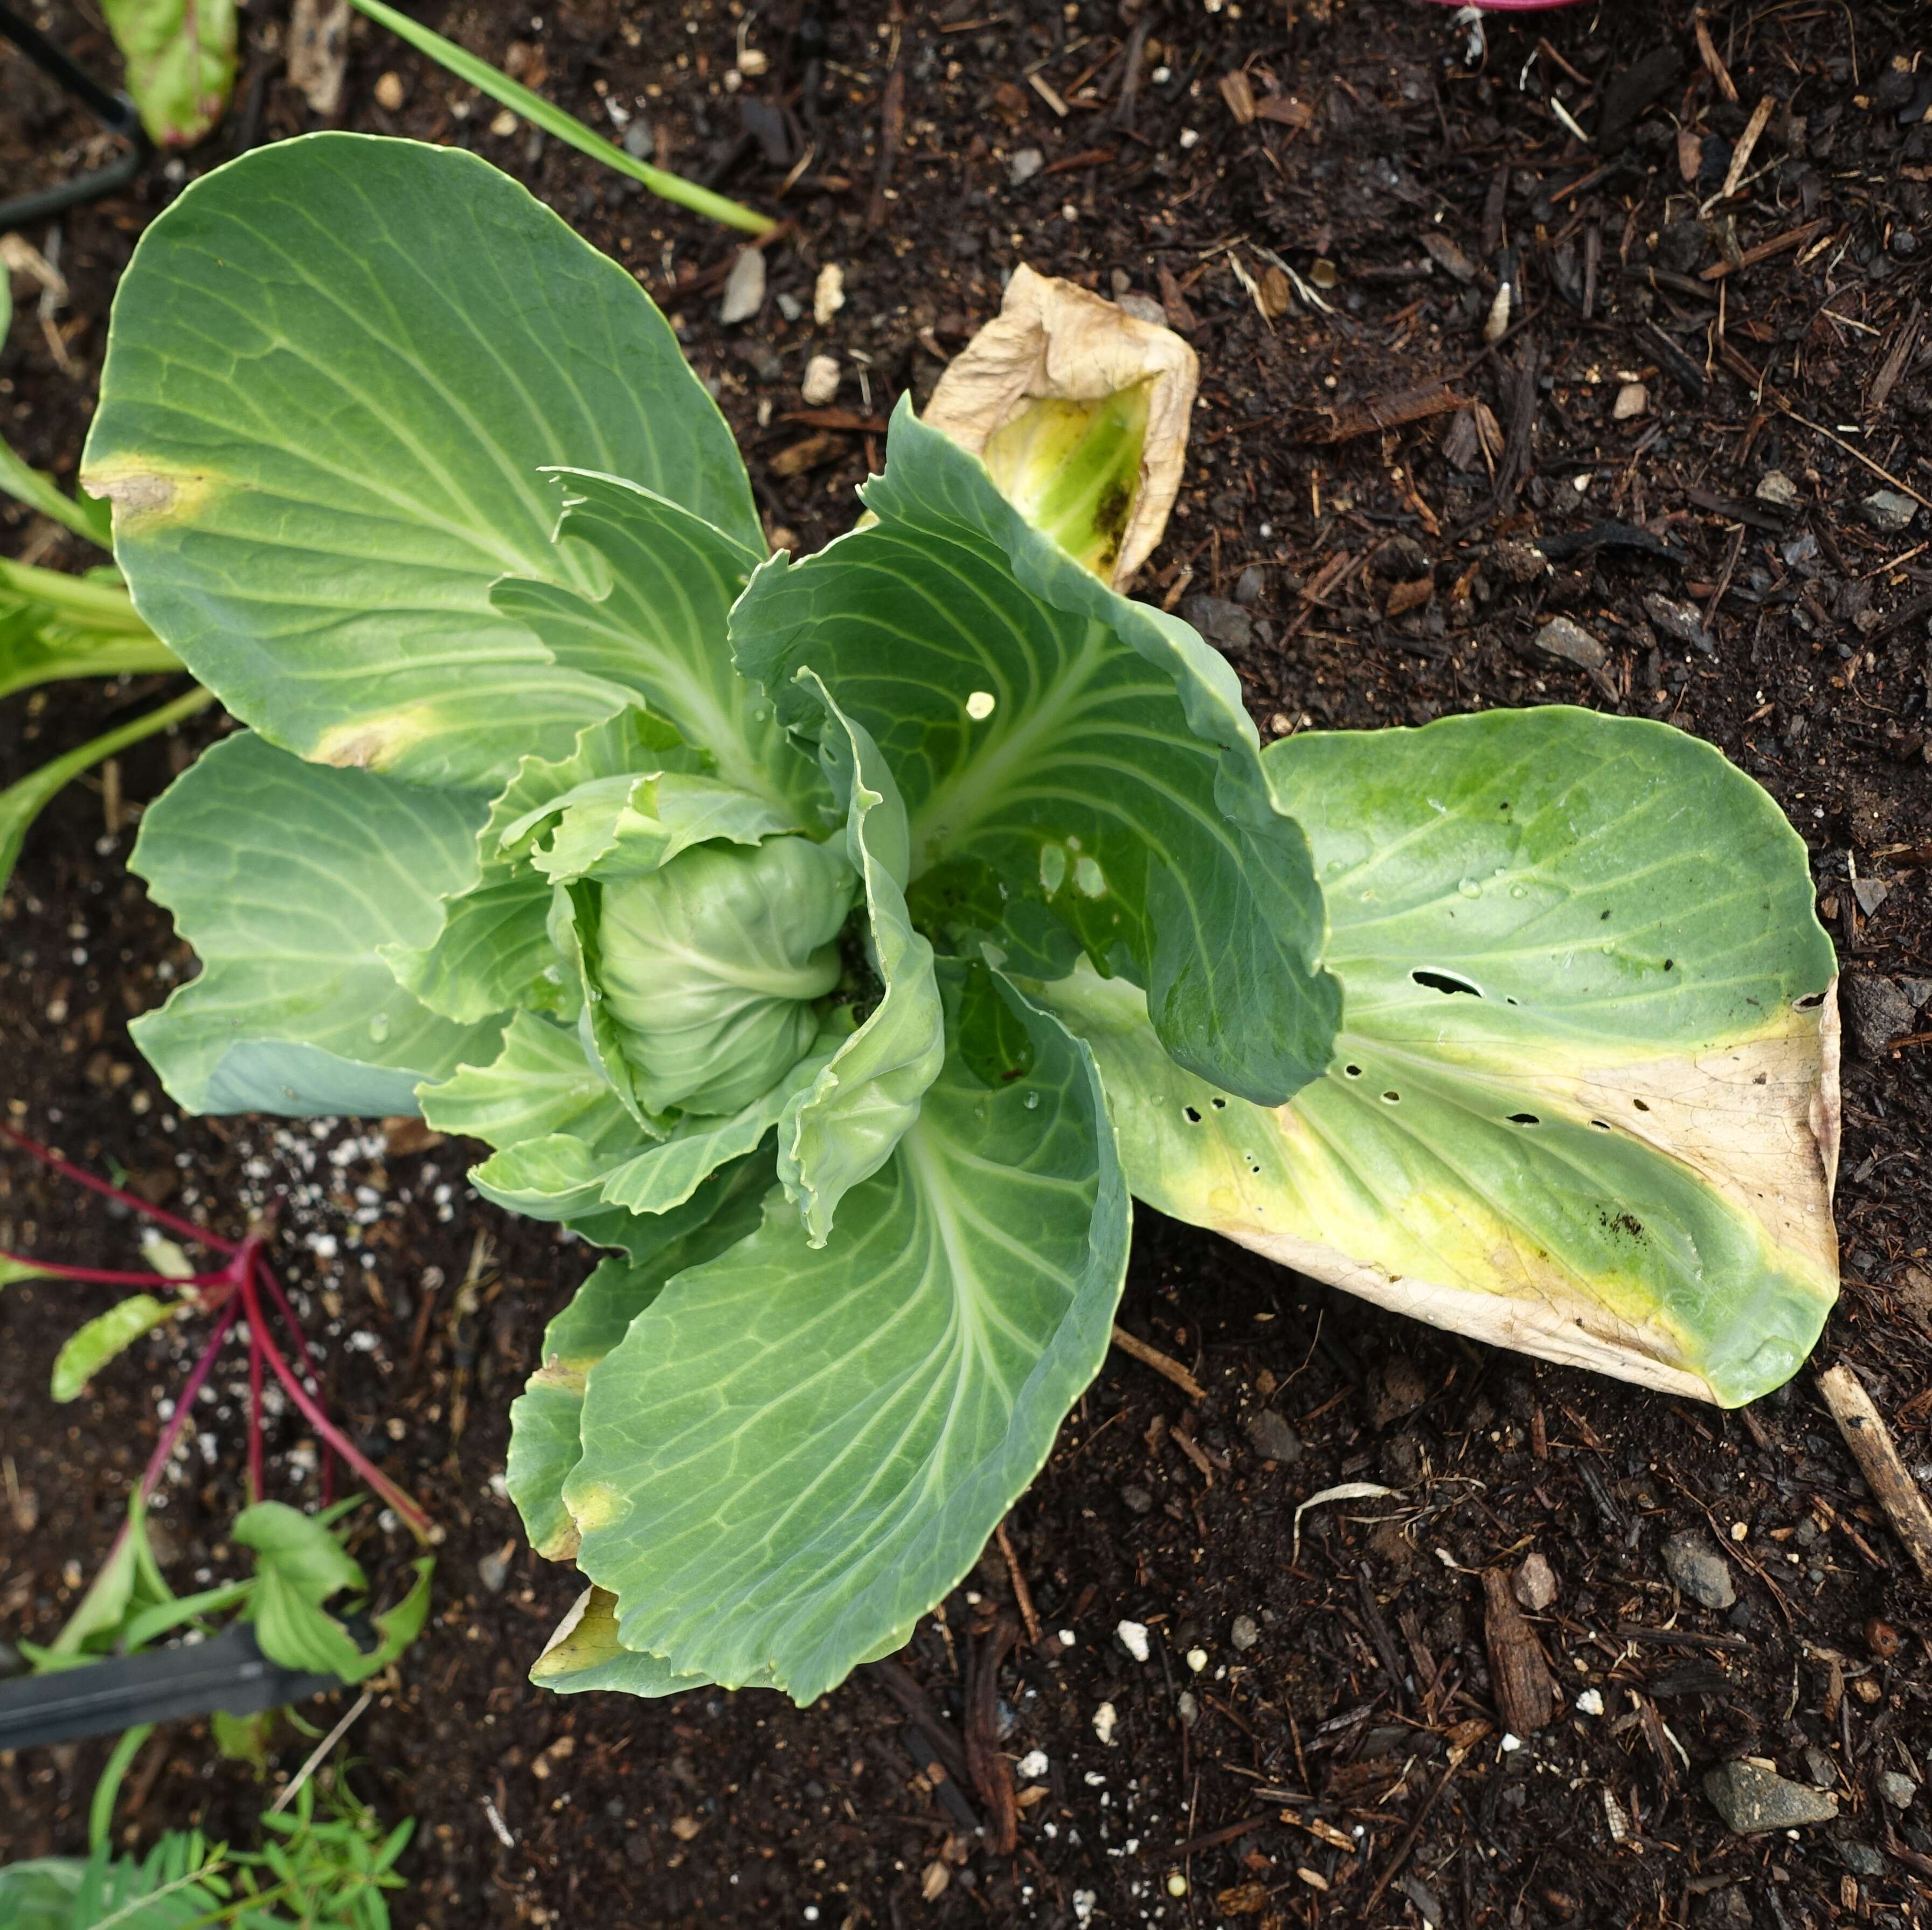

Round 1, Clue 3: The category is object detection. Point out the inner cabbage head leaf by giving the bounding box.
[597,835,857,1116]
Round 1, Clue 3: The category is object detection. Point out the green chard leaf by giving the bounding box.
[775,671,945,1246]
[130,732,505,1115]
[560,963,1128,1703]
[101,0,236,148]
[508,1156,772,1563]
[83,134,761,791]
[1035,707,1839,1408]
[733,400,1339,1108]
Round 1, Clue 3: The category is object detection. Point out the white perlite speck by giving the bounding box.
[1016,1750,1049,1780]
[1092,1701,1118,1745]
[1116,1619,1150,1663]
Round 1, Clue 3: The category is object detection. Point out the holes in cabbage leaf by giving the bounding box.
[1793,990,1826,1010]
[1507,1112,1540,1126]
[1344,1064,1363,1079]
[1381,1089,1401,1103]
[1631,1098,1651,1112]
[1589,1119,1611,1131]
[1411,968,1483,998]
[1210,1096,1227,1109]
[1182,1105,1202,1123]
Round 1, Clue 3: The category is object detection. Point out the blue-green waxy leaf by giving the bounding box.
[732,401,1338,1108]
[130,733,505,1115]
[82,134,761,791]
[50,1295,179,1403]
[494,470,819,815]
[419,1012,629,1156]
[508,1157,771,1562]
[1036,707,1839,1408]
[560,964,1130,1703]
[777,672,945,1246]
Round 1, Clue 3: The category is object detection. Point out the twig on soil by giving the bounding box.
[1109,1323,1206,1402]
[1817,1364,1932,1584]
[993,1519,1042,1648]
[1362,1759,1459,1915]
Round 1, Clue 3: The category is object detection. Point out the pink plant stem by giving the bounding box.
[252,1256,338,1502]
[241,1268,429,1539]
[0,1250,234,1290]
[138,1294,239,1506]
[0,1122,239,1255]
[247,1321,265,1506]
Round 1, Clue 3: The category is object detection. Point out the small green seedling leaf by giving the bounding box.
[50,1294,179,1403]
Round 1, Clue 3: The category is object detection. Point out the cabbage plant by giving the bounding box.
[83,135,1840,1704]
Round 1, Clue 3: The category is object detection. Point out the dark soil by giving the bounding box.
[5,1,1932,1925]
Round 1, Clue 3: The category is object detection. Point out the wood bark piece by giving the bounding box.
[1480,1568,1556,1734]
[1817,1364,1932,1583]
[1304,381,1470,445]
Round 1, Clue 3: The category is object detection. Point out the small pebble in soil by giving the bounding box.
[1703,1759,1838,1834]
[1843,974,1920,1058]
[1612,381,1648,419]
[1092,1701,1118,1745]
[719,246,766,325]
[1119,1483,1154,1515]
[1514,1551,1557,1612]
[1756,469,1801,508]
[1016,1750,1049,1779]
[1116,1620,1150,1663]
[1186,1647,1208,1672]
[1662,1528,1736,1609]
[1859,489,1919,535]
[1166,1872,1189,1897]
[1179,593,1254,655]
[1244,1409,1303,1464]
[1058,1628,1076,1647]
[1009,147,1044,185]
[373,71,405,111]
[1878,1771,1918,1809]
[801,355,840,407]
[478,1543,514,1594]
[1838,1842,1887,1879]
[812,263,846,328]
[1230,1614,1259,1651]
[1175,1691,1199,1727]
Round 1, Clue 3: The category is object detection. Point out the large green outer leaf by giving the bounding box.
[1038,707,1839,1407]
[777,672,945,1246]
[508,1158,771,1563]
[562,965,1129,1703]
[732,401,1338,1108]
[102,0,236,147]
[130,732,504,1114]
[83,135,761,792]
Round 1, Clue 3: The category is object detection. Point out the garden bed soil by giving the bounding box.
[4,0,1932,1925]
